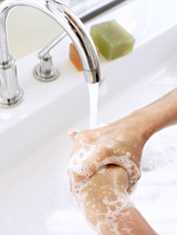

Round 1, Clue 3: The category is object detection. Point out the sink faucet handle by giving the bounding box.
[33,32,66,82]
[33,53,60,82]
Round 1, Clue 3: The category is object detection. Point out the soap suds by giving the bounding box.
[68,144,140,198]
[81,184,132,235]
[68,126,177,234]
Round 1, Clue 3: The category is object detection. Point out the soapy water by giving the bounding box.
[88,83,100,129]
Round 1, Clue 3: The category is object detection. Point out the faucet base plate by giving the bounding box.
[33,64,60,82]
[0,88,24,107]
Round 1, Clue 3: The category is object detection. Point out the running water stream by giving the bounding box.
[88,83,100,129]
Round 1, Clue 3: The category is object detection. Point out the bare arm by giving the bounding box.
[80,166,157,235]
[127,88,177,141]
[69,88,177,235]
[70,87,177,178]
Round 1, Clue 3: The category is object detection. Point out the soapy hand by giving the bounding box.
[68,114,146,196]
[67,85,176,235]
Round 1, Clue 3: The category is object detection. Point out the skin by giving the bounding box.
[69,88,177,235]
[80,166,157,235]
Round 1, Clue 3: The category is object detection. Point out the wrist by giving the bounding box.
[123,108,157,143]
[130,108,159,141]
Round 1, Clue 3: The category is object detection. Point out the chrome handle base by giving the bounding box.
[33,54,60,82]
[33,32,65,82]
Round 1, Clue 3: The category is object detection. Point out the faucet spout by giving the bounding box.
[0,0,101,106]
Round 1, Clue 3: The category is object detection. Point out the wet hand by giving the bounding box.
[68,114,146,194]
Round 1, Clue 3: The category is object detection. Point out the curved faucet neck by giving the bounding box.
[0,0,101,82]
[0,0,101,106]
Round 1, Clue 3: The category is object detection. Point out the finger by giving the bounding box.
[68,129,79,140]
[70,145,114,182]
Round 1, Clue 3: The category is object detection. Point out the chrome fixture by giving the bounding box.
[0,0,101,106]
[34,32,66,82]
[33,52,60,82]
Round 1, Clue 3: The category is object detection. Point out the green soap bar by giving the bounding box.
[90,20,135,60]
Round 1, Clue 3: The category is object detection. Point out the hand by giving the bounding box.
[68,113,146,194]
[68,111,159,235]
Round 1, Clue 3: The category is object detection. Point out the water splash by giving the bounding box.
[88,83,99,129]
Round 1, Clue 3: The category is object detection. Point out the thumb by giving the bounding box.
[68,129,79,140]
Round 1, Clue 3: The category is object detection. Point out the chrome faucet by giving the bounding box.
[0,0,101,106]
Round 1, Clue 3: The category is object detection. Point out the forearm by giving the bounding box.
[112,207,157,235]
[80,166,157,235]
[98,207,157,235]
[124,88,177,142]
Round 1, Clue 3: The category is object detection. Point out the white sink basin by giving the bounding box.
[1,0,177,234]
